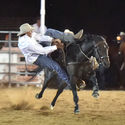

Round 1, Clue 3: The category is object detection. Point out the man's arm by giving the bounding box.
[28,42,57,55]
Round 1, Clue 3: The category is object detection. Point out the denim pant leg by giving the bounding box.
[34,55,70,85]
[45,28,75,43]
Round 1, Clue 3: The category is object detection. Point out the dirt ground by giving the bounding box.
[0,87,125,125]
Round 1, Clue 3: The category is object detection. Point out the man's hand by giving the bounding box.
[52,39,64,49]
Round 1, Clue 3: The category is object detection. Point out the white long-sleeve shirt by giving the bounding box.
[18,34,57,64]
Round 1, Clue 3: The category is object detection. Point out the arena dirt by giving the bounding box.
[0,87,125,125]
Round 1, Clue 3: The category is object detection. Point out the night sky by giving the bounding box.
[0,0,125,39]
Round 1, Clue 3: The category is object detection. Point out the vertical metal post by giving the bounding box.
[8,32,11,87]
[40,0,45,35]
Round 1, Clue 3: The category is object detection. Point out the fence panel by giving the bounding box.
[0,31,44,87]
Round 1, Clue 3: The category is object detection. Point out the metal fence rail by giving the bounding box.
[0,31,42,87]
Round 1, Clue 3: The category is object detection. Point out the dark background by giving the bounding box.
[0,0,125,89]
[0,0,125,39]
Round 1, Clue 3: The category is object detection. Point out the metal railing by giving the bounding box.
[0,31,43,87]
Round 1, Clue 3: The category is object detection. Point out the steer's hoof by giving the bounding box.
[92,92,99,98]
[35,93,42,99]
[74,105,80,114]
[74,109,80,114]
[50,105,54,110]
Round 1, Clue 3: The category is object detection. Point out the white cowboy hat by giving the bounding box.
[120,32,125,36]
[17,23,34,36]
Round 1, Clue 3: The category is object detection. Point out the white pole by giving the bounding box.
[40,0,45,35]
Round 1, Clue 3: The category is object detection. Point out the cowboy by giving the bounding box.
[17,23,76,88]
[32,17,83,44]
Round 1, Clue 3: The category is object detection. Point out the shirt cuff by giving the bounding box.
[52,45,57,50]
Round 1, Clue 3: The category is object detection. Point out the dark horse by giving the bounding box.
[34,34,110,113]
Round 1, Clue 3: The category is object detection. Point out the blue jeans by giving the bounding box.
[45,28,75,43]
[34,55,71,86]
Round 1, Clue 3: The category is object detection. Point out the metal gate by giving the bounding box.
[0,31,43,87]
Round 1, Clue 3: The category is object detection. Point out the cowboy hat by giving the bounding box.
[120,32,125,36]
[17,23,34,36]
